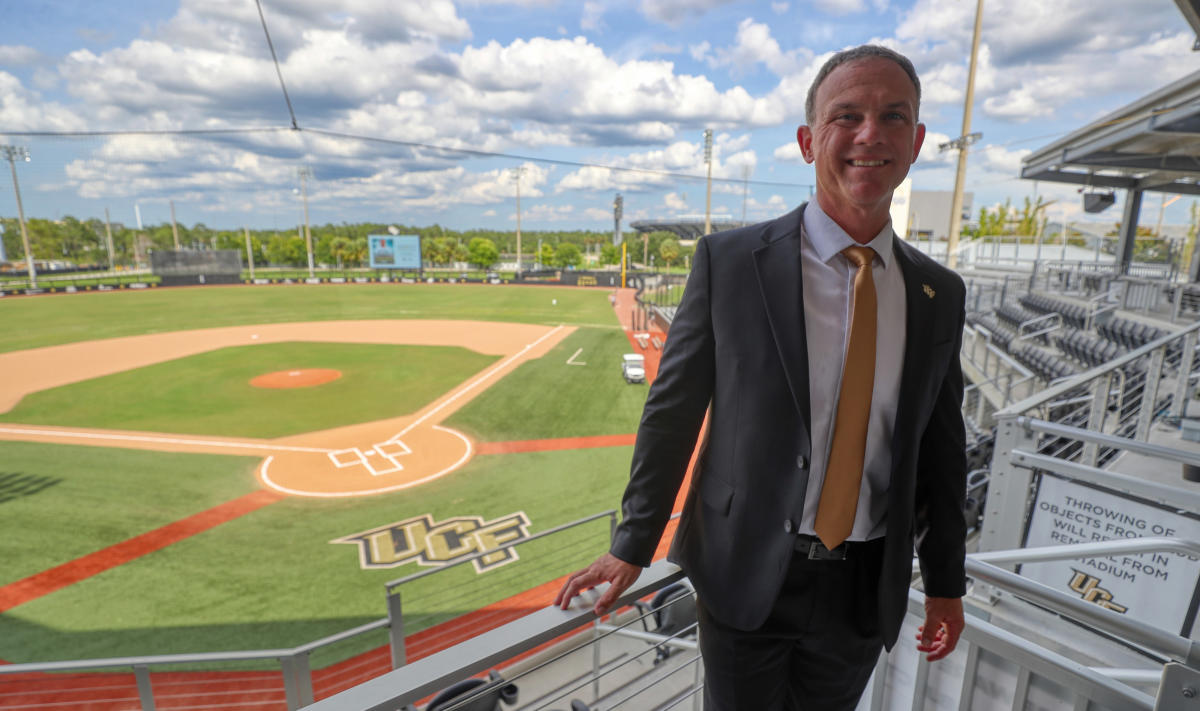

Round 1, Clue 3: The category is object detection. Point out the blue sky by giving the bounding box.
[1,0,1197,232]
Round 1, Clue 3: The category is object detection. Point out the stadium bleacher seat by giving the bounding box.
[425,670,518,711]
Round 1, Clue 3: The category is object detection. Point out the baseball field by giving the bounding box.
[0,283,666,675]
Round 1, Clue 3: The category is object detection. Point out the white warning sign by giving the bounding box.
[1021,475,1200,636]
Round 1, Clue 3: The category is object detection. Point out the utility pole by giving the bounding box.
[703,129,714,236]
[613,193,623,248]
[104,207,115,270]
[944,0,985,270]
[511,166,524,278]
[297,166,314,278]
[244,226,256,280]
[2,144,36,288]
[170,199,181,249]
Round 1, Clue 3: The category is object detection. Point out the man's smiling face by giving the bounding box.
[798,57,925,235]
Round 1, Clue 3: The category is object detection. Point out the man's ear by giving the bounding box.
[797,125,814,164]
[912,122,926,162]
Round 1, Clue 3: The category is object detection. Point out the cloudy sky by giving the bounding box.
[1,0,1197,232]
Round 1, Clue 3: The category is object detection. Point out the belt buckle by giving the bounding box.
[807,539,846,560]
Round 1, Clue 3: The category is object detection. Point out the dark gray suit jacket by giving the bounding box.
[609,203,968,650]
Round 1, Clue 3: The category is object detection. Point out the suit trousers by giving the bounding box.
[696,537,886,711]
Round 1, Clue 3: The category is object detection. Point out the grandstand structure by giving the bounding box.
[628,219,743,241]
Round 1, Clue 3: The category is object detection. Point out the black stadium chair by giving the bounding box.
[635,580,697,664]
[425,670,518,711]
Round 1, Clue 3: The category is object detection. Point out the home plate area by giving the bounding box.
[260,422,473,497]
[330,437,414,476]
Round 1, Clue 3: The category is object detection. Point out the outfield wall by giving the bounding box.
[0,269,657,297]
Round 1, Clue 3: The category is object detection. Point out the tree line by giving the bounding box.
[0,216,695,271]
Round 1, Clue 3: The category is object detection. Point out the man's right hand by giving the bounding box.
[553,553,642,616]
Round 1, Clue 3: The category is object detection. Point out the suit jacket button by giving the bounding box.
[796,455,807,469]
[783,520,794,534]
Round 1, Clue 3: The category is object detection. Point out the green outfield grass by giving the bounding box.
[446,326,646,440]
[0,445,632,664]
[0,342,498,438]
[0,441,261,587]
[0,283,617,354]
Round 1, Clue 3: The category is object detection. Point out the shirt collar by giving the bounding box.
[802,198,894,269]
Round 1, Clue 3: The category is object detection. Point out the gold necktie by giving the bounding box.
[814,245,877,550]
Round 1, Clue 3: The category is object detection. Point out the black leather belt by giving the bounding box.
[792,534,874,560]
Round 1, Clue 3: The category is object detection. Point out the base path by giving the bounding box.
[0,320,574,498]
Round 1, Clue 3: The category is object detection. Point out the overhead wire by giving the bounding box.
[254,0,300,130]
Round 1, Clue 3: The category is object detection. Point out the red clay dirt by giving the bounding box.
[249,368,342,389]
[476,433,636,455]
[0,490,284,614]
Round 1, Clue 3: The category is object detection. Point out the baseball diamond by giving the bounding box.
[0,283,673,682]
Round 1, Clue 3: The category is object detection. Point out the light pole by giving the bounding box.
[703,129,714,236]
[2,145,35,288]
[297,166,314,278]
[511,166,524,279]
[943,0,985,269]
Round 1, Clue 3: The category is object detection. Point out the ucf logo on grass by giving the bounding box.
[332,512,532,574]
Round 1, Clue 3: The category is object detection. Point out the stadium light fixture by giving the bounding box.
[1,144,36,288]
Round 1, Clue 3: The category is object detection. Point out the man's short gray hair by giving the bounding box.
[804,45,921,124]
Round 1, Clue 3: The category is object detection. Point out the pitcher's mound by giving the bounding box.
[250,369,342,389]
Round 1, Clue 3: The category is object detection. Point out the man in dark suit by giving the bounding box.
[555,44,967,710]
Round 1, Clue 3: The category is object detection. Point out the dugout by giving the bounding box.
[150,249,243,286]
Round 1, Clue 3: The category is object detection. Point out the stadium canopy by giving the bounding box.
[629,219,744,240]
[1176,0,1200,46]
[1020,66,1200,277]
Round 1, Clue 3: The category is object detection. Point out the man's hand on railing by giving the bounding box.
[916,596,965,662]
[554,553,642,616]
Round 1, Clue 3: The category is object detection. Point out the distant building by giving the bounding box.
[889,180,973,241]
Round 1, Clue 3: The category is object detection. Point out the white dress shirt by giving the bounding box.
[797,199,907,542]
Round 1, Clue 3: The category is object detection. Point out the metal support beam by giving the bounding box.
[1083,372,1112,467]
[134,664,156,711]
[388,592,406,668]
[1116,189,1144,275]
[978,416,1036,555]
[1156,661,1200,711]
[1174,332,1198,419]
[282,653,314,710]
[1137,348,1166,440]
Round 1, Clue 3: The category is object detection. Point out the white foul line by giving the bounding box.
[396,325,565,438]
[0,426,332,453]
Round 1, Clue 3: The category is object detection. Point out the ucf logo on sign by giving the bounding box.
[332,512,532,574]
[1067,569,1129,613]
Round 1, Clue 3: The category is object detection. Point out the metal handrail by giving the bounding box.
[997,320,1200,417]
[1018,311,1063,341]
[965,553,1200,667]
[0,647,300,674]
[1015,416,1200,467]
[303,560,687,711]
[903,590,1156,710]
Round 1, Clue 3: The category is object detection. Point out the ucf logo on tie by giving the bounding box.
[333,512,532,574]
